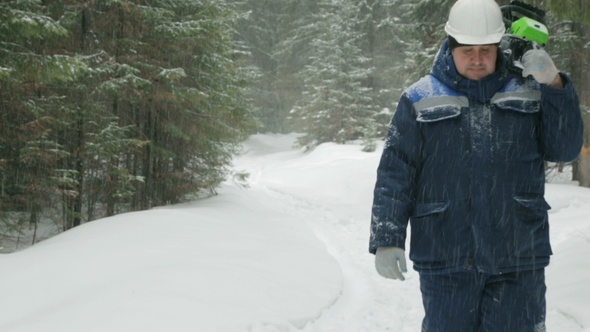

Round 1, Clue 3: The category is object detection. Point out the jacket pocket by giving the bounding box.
[409,201,459,265]
[412,201,450,218]
[513,195,551,218]
[512,195,552,256]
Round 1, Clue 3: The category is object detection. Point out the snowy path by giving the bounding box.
[235,135,424,331]
[256,185,423,332]
[286,191,423,332]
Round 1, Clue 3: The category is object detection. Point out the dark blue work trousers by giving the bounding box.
[419,269,546,332]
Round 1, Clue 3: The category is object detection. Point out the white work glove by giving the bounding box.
[521,49,559,85]
[375,246,407,281]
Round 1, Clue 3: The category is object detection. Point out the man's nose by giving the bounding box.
[472,51,484,63]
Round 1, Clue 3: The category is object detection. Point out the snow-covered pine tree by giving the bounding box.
[356,0,408,133]
[0,0,92,239]
[62,0,256,212]
[1,0,256,243]
[545,0,590,187]
[290,0,376,150]
[229,0,287,133]
[271,0,321,132]
[397,0,453,88]
[233,0,419,141]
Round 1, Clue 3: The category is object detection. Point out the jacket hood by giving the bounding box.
[430,39,512,103]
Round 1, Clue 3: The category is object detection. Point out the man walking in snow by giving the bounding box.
[369,0,584,331]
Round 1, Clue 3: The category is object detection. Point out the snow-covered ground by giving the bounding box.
[0,134,589,332]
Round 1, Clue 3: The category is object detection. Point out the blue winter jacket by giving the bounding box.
[369,40,584,274]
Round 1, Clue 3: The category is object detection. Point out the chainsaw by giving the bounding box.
[499,1,549,74]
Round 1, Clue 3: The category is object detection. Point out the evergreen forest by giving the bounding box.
[1,0,590,249]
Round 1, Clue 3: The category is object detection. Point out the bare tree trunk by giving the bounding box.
[574,112,590,187]
[572,24,590,188]
[29,203,38,245]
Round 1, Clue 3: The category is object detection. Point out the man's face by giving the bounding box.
[451,44,498,81]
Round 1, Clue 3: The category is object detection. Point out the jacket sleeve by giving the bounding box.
[540,73,584,163]
[369,94,421,254]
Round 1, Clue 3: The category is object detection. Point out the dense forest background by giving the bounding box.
[1,0,589,249]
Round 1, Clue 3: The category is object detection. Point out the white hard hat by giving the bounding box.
[444,0,505,45]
